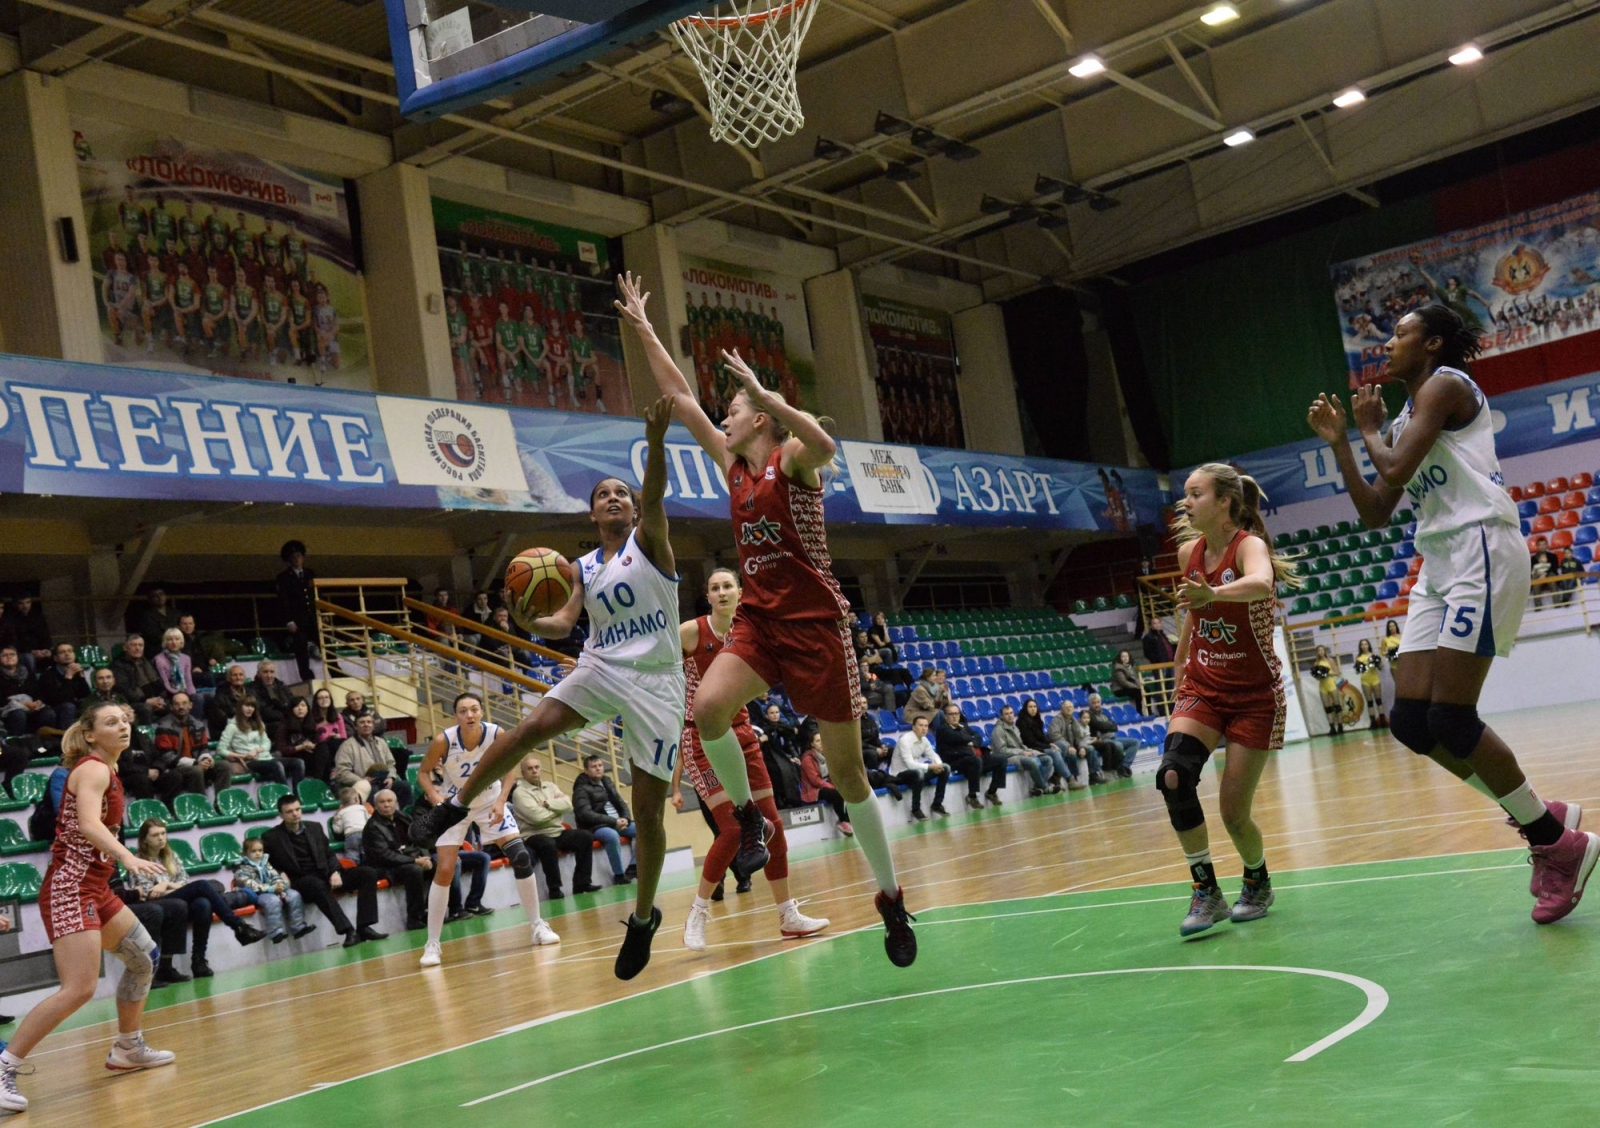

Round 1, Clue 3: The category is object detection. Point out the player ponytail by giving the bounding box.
[61,700,130,770]
[1412,302,1483,370]
[1170,463,1301,589]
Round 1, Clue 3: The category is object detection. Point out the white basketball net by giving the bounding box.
[669,0,819,149]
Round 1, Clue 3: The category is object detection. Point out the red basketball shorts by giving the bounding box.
[722,608,864,725]
[683,722,770,800]
[40,869,125,943]
[1172,686,1285,752]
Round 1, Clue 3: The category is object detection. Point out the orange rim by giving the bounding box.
[676,0,812,28]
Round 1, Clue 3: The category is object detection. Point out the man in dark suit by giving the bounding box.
[262,794,386,947]
[276,539,316,682]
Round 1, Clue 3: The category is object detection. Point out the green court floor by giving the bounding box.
[204,848,1600,1128]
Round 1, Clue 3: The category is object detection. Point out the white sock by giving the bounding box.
[1183,847,1213,867]
[844,795,899,895]
[692,895,710,911]
[700,729,753,806]
[776,898,796,917]
[1240,851,1264,871]
[114,1030,140,1046]
[1497,780,1548,826]
[0,1049,23,1067]
[1464,773,1497,799]
[514,875,542,927]
[426,881,450,945]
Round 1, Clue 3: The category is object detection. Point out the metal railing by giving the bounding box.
[312,579,624,793]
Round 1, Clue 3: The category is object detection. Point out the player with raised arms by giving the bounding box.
[416,691,559,968]
[1308,303,1596,922]
[614,271,916,967]
[1161,464,1299,937]
[410,395,685,979]
[670,566,830,951]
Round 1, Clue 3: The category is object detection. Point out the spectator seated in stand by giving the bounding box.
[128,817,266,978]
[857,700,901,799]
[207,664,250,739]
[231,835,314,942]
[36,643,90,730]
[866,612,897,664]
[1019,697,1075,792]
[1530,535,1559,610]
[0,646,55,736]
[153,691,231,798]
[110,634,169,726]
[277,697,326,784]
[933,702,1008,809]
[854,630,886,682]
[79,666,131,721]
[861,668,895,712]
[363,788,434,931]
[176,613,218,689]
[310,687,348,778]
[113,872,198,987]
[250,660,296,730]
[800,731,853,836]
[903,667,950,728]
[341,691,403,773]
[510,754,599,898]
[990,704,1053,797]
[1085,693,1138,778]
[262,794,386,948]
[755,703,803,808]
[217,696,305,787]
[1109,651,1143,714]
[6,596,53,673]
[571,754,636,885]
[332,713,409,804]
[330,788,368,862]
[889,714,950,820]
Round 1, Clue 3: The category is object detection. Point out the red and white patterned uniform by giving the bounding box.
[681,615,769,799]
[1171,529,1286,751]
[39,754,127,942]
[721,446,863,724]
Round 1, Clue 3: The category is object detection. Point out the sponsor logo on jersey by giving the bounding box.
[740,517,784,546]
[741,493,756,511]
[1220,568,1236,584]
[764,466,776,480]
[423,406,489,484]
[1195,617,1238,645]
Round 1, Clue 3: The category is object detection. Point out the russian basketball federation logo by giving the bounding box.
[424,406,489,484]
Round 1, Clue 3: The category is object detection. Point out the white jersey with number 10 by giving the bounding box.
[575,529,682,672]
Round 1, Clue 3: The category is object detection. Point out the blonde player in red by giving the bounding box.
[616,272,915,966]
[0,702,174,1114]
[1162,463,1300,938]
[671,566,830,951]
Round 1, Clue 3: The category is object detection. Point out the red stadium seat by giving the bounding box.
[1547,477,1569,493]
[1508,485,1524,501]
[1563,491,1586,509]
[1407,555,1424,575]
[1522,481,1545,498]
[1366,600,1388,618]
[1558,509,1580,529]
[1400,577,1417,595]
[1537,496,1561,515]
[1531,515,1555,534]
[1552,530,1574,549]
[1571,472,1594,490]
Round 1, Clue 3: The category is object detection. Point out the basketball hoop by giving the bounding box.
[668,0,819,149]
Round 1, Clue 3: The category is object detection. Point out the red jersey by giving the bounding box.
[728,446,851,621]
[50,754,125,893]
[682,615,752,731]
[1180,529,1281,701]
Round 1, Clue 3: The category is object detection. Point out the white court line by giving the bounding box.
[461,963,1389,1106]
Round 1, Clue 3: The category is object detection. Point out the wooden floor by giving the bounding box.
[16,699,1600,1127]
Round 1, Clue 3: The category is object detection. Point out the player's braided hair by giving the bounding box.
[1169,463,1301,589]
[1411,302,1484,369]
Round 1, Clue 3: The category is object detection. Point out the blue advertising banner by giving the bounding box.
[1210,367,1600,509]
[0,354,1164,533]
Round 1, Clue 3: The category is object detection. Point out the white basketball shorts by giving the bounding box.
[436,781,521,849]
[1399,521,1530,660]
[543,652,686,782]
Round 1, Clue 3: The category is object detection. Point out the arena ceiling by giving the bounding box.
[5,0,1600,300]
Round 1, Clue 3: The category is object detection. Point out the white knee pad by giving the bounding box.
[113,922,158,1002]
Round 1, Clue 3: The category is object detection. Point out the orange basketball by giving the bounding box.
[505,547,573,630]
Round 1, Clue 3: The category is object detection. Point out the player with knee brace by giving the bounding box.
[1162,464,1300,938]
[1,702,175,1114]
[1310,303,1596,924]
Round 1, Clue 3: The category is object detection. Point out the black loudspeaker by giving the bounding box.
[56,217,79,263]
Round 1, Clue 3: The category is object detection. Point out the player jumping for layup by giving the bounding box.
[1309,303,1597,923]
[615,272,916,967]
[411,396,685,978]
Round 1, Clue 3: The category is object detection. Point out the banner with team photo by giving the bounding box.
[861,294,965,449]
[432,197,631,416]
[1331,188,1600,386]
[73,119,369,388]
[680,255,816,420]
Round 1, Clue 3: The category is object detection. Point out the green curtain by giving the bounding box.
[1130,197,1434,467]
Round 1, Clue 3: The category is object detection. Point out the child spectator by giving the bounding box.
[330,787,368,862]
[232,837,314,943]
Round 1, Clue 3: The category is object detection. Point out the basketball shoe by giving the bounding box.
[615,906,662,980]
[778,900,829,939]
[408,798,468,849]
[419,941,443,967]
[1229,878,1274,923]
[1511,801,1581,894]
[0,1059,31,1112]
[105,1033,176,1072]
[683,902,710,951]
[874,887,917,967]
[1180,885,1230,938]
[730,802,772,880]
[531,920,560,946]
[1529,829,1600,925]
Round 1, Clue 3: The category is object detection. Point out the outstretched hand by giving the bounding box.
[722,349,781,413]
[613,271,651,328]
[1307,392,1349,443]
[1351,382,1388,435]
[1178,576,1213,612]
[644,394,675,442]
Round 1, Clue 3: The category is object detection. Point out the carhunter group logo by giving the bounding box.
[424,406,489,483]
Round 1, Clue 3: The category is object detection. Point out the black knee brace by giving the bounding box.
[1155,732,1211,833]
[501,836,536,880]
[1427,702,1485,758]
[1389,697,1433,756]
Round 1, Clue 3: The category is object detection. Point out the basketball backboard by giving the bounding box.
[385,0,711,120]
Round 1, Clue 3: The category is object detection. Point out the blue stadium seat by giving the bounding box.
[1575,526,1597,546]
[1576,545,1594,563]
[1004,694,1023,711]
[1581,505,1600,525]
[1385,561,1407,579]
[1517,500,1538,519]
[1393,541,1414,560]
[1377,580,1400,599]
[1587,486,1600,506]
[983,676,1000,693]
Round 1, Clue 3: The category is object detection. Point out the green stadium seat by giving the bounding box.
[1071,600,1089,615]
[1341,534,1362,553]
[1311,593,1334,613]
[125,798,175,832]
[200,832,245,868]
[254,783,291,815]
[1361,530,1384,548]
[298,778,340,811]
[1290,597,1312,615]
[1331,589,1355,608]
[1352,548,1374,567]
[1299,576,1322,594]
[1308,558,1330,576]
[1291,528,1311,545]
[1390,508,1413,526]
[1383,525,1406,543]
[1329,553,1352,570]
[0,819,47,857]
[1363,565,1386,584]
[1334,519,1354,536]
[1274,533,1292,550]
[0,861,43,901]
[9,774,48,807]
[1113,594,1133,609]
[1313,525,1333,541]
[0,784,27,814]
[1091,596,1110,611]
[169,837,220,875]
[1355,584,1379,603]
[217,788,270,823]
[1372,545,1394,563]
